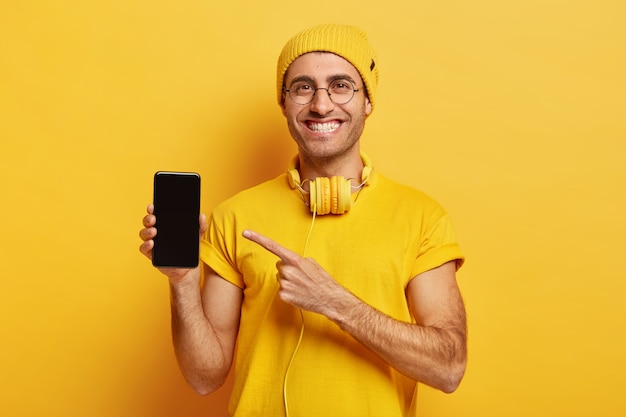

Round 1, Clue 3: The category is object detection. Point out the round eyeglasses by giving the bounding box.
[284,79,362,105]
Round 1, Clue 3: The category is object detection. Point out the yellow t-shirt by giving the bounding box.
[200,170,464,417]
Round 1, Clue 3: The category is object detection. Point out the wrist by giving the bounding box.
[168,268,202,301]
[326,289,363,328]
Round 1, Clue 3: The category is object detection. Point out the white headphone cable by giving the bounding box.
[283,204,317,417]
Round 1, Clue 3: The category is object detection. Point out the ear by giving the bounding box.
[280,90,288,116]
[365,97,372,116]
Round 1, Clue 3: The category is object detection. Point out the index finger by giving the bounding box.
[242,230,300,262]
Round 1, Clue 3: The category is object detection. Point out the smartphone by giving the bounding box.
[152,171,201,268]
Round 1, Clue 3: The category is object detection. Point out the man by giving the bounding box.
[139,24,467,417]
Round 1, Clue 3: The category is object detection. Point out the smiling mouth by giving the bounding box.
[307,121,341,133]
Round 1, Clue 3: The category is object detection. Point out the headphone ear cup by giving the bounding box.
[339,176,351,214]
[330,176,339,214]
[318,177,331,215]
[310,177,331,215]
[288,152,372,214]
[316,176,352,215]
[326,176,352,214]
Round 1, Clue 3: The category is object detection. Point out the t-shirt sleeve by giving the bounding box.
[411,208,465,278]
[199,208,246,289]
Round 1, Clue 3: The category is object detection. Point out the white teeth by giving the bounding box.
[308,121,340,133]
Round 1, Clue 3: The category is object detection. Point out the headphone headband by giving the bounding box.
[287,152,373,190]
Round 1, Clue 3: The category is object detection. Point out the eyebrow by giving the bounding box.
[287,73,358,87]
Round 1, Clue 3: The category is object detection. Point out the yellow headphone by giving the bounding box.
[287,152,373,215]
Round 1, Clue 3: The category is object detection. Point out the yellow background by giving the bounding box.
[1,1,624,416]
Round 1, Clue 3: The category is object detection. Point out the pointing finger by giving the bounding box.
[242,230,299,262]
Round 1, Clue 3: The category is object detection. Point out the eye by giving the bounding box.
[292,83,314,95]
[330,80,353,94]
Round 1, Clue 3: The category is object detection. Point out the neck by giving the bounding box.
[297,148,364,185]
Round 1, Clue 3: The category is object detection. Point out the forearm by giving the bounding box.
[327,292,467,393]
[240,231,467,391]
[169,279,231,395]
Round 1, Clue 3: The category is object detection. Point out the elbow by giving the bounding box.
[439,359,466,394]
[185,367,230,397]
[411,356,466,394]
[439,376,462,394]
[438,330,468,394]
[176,352,233,396]
[190,378,224,396]
[193,385,216,397]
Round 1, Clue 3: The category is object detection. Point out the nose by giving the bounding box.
[309,88,335,115]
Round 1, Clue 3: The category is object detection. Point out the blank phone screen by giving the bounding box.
[152,172,201,268]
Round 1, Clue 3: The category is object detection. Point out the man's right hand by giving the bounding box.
[138,204,208,283]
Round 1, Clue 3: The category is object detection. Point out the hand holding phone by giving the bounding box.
[151,171,201,268]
